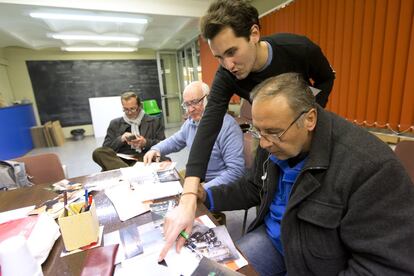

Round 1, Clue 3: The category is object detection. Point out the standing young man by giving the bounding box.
[159,0,335,260]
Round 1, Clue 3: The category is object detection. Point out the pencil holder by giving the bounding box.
[58,201,99,251]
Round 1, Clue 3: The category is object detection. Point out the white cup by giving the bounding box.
[0,235,43,276]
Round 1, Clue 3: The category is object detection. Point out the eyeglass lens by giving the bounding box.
[123,107,138,113]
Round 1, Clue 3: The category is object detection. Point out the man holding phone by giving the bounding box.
[92,92,166,171]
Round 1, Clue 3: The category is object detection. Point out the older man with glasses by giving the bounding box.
[144,81,245,190]
[92,91,166,171]
[167,73,414,276]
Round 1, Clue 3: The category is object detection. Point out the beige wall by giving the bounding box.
[3,47,156,137]
[0,48,14,106]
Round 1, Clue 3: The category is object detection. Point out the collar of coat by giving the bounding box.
[302,105,331,171]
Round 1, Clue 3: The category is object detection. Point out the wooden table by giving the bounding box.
[0,176,257,275]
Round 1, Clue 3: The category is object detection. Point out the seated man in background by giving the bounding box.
[93,92,165,171]
[176,73,414,275]
[144,81,245,190]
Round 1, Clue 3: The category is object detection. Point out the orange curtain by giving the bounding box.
[260,0,414,134]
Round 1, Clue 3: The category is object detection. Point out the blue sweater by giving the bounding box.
[152,114,245,189]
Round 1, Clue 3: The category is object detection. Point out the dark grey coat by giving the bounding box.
[208,106,414,275]
[102,114,165,156]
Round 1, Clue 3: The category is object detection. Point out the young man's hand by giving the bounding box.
[158,176,200,261]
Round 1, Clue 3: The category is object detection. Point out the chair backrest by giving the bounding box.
[142,99,161,115]
[243,132,259,170]
[14,153,65,185]
[394,140,414,183]
[235,99,252,125]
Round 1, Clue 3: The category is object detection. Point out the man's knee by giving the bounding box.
[92,147,116,164]
[236,224,286,276]
[92,147,104,162]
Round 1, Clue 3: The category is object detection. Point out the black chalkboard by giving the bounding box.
[26,60,161,127]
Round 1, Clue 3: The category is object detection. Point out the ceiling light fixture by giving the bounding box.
[30,12,148,24]
[61,47,137,52]
[51,34,141,42]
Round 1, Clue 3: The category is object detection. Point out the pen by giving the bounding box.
[180,231,197,250]
[86,194,93,211]
[179,230,190,240]
[84,189,88,210]
[66,204,78,215]
[63,190,68,217]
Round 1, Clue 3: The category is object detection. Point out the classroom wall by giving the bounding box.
[3,47,157,137]
[0,48,14,105]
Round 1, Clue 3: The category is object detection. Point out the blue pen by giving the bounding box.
[84,189,88,210]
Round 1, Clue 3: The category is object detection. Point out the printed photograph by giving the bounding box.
[149,199,177,228]
[156,169,180,182]
[104,224,143,263]
[186,223,239,263]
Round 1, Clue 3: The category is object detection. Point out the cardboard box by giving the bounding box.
[43,121,54,147]
[58,201,99,251]
[30,126,48,148]
[50,120,65,146]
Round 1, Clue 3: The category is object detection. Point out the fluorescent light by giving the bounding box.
[30,12,148,24]
[61,47,137,52]
[51,34,141,42]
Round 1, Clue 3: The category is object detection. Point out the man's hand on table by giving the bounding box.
[158,176,200,261]
[143,149,161,164]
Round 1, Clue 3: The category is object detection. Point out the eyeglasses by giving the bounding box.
[249,110,310,143]
[181,95,206,110]
[123,106,139,113]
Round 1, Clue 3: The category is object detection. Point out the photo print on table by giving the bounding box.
[149,199,178,228]
[186,222,239,263]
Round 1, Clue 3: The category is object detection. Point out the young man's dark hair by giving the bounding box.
[200,0,260,40]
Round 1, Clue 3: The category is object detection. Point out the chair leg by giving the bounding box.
[241,209,249,236]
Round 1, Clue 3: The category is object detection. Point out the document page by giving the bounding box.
[105,182,150,221]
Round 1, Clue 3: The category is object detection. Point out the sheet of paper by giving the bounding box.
[121,166,158,185]
[105,183,150,221]
[116,153,139,161]
[132,161,177,172]
[84,170,123,191]
[114,249,173,276]
[164,246,201,275]
[133,181,183,201]
[0,205,35,224]
[114,221,199,276]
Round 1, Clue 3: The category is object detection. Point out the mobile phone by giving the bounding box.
[126,134,136,141]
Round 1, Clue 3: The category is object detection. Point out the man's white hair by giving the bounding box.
[185,81,210,108]
[200,82,210,96]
